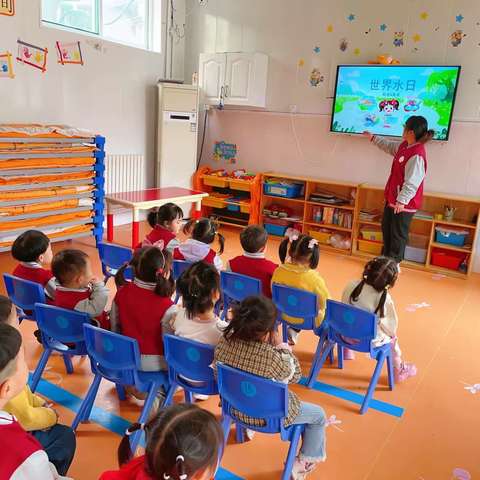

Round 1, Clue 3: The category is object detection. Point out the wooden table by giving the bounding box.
[105,187,208,248]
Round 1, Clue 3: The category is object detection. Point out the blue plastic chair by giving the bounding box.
[306,299,395,414]
[98,242,132,283]
[272,283,334,368]
[30,304,91,392]
[220,271,261,320]
[3,273,46,322]
[172,260,193,303]
[163,334,217,405]
[72,324,170,452]
[217,363,305,480]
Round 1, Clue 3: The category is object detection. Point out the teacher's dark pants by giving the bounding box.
[382,205,414,263]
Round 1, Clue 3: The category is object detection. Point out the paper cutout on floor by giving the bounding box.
[325,414,344,432]
[452,468,471,480]
[339,38,349,52]
[0,0,14,16]
[309,68,324,87]
[432,273,446,281]
[0,52,14,78]
[450,30,466,47]
[16,39,48,72]
[455,14,464,23]
[56,41,83,65]
[393,31,405,47]
[461,381,480,394]
[406,302,431,312]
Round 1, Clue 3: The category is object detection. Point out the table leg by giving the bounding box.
[194,200,202,220]
[132,209,140,249]
[107,204,114,242]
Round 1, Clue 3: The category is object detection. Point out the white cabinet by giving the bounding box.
[199,52,268,108]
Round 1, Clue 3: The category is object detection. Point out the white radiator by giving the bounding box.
[105,154,147,194]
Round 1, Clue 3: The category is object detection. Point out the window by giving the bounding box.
[41,0,161,52]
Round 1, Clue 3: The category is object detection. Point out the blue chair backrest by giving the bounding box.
[221,271,261,302]
[34,303,90,353]
[272,284,318,330]
[172,260,192,281]
[83,324,141,386]
[98,242,132,275]
[3,274,46,313]
[164,335,217,394]
[325,299,377,353]
[217,363,288,434]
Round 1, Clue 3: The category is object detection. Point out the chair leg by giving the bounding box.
[235,423,245,444]
[338,344,344,370]
[282,321,288,343]
[72,374,102,430]
[306,335,326,386]
[130,383,160,453]
[184,389,193,404]
[221,416,233,448]
[30,349,52,393]
[116,384,127,401]
[306,341,334,388]
[360,353,386,414]
[63,354,74,375]
[221,298,229,321]
[387,352,395,391]
[281,426,303,480]
[163,382,177,407]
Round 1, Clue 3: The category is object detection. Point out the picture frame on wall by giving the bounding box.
[0,0,15,16]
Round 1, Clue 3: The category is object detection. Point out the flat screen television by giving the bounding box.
[330,65,461,140]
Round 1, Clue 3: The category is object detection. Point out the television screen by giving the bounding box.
[330,65,461,140]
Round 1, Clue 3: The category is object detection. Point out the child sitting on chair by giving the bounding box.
[174,218,224,270]
[12,230,56,299]
[51,249,110,330]
[226,225,278,297]
[138,202,183,252]
[271,234,330,345]
[1,295,76,476]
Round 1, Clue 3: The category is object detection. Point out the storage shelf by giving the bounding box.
[319,244,352,255]
[217,220,246,229]
[430,242,472,253]
[306,201,355,211]
[263,194,305,204]
[426,264,467,277]
[304,221,352,233]
[434,219,477,229]
[358,220,381,226]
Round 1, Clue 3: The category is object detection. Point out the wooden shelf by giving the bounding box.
[263,194,306,204]
[430,242,472,253]
[320,244,352,255]
[426,264,467,278]
[358,220,381,226]
[434,219,477,229]
[304,221,352,233]
[306,201,355,211]
[217,219,247,229]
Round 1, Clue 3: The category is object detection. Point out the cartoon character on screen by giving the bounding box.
[404,99,421,112]
[364,113,380,128]
[379,99,400,128]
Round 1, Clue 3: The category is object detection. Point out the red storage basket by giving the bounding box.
[430,248,466,271]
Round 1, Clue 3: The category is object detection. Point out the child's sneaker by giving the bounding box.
[395,362,417,382]
[343,347,356,360]
[291,457,318,479]
[287,327,300,345]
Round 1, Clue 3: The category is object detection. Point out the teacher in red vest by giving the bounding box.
[364,116,434,264]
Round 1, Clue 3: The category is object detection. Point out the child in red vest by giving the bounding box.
[52,249,110,330]
[365,115,433,263]
[12,230,56,299]
[99,404,223,480]
[110,246,177,372]
[227,225,278,297]
[174,218,224,270]
[0,323,74,479]
[137,202,183,252]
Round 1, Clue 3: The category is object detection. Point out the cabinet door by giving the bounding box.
[199,53,226,105]
[224,53,268,107]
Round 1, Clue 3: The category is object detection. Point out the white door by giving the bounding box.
[224,53,268,107]
[199,53,226,105]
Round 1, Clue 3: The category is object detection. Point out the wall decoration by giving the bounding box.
[0,0,14,16]
[380,23,387,32]
[347,13,356,22]
[56,41,83,65]
[327,24,334,33]
[298,58,305,67]
[0,52,14,78]
[339,38,349,52]
[412,33,422,43]
[420,12,428,20]
[455,14,464,23]
[313,46,321,54]
[353,48,361,56]
[16,39,48,72]
[450,30,466,47]
[309,68,325,87]
[393,31,405,47]
[364,27,372,35]
[214,141,237,164]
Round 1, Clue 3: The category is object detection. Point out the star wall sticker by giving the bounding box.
[327,24,334,33]
[313,46,321,53]
[456,14,464,23]
[412,33,422,42]
[353,47,361,55]
[380,23,387,32]
[420,12,428,20]
[347,13,355,22]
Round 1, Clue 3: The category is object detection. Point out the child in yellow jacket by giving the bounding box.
[272,234,330,344]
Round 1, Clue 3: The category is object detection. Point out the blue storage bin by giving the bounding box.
[264,182,303,198]
[227,203,240,212]
[435,227,468,247]
[265,223,288,236]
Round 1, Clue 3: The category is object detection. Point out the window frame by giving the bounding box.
[41,0,161,53]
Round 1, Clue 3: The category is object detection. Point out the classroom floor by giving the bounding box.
[4,223,480,480]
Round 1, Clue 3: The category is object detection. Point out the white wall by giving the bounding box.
[0,0,185,185]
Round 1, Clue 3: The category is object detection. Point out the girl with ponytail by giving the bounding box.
[100,403,224,480]
[271,234,330,345]
[110,246,177,372]
[341,256,417,382]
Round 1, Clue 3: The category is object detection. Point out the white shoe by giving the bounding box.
[287,328,300,345]
[246,428,256,440]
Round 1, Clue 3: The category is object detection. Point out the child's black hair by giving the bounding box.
[279,234,320,269]
[183,217,225,255]
[240,225,268,253]
[350,256,399,318]
[177,261,220,319]
[0,324,22,383]
[223,295,277,344]
[135,246,175,297]
[147,202,184,229]
[114,247,148,288]
[11,230,50,263]
[0,295,13,325]
[118,403,223,480]
[51,249,89,286]
[405,115,434,144]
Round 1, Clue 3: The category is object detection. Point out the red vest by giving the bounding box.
[114,283,173,356]
[100,456,152,480]
[54,288,109,330]
[229,255,278,298]
[173,247,216,265]
[136,226,176,250]
[384,141,427,210]
[13,264,53,287]
[0,415,43,479]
